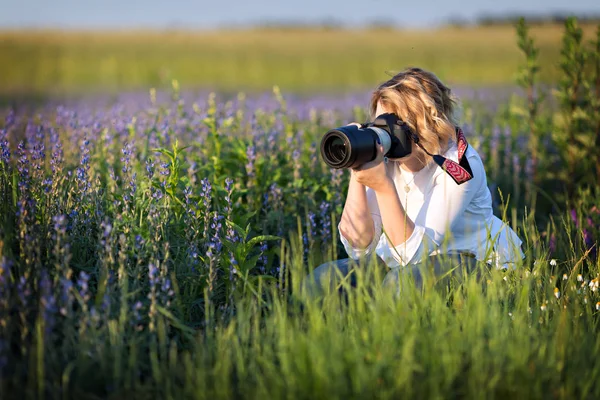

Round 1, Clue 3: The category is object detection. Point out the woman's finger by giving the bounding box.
[374,144,385,161]
[351,144,386,173]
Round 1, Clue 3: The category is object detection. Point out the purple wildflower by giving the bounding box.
[184,186,192,209]
[210,213,223,247]
[306,210,316,235]
[59,278,73,317]
[16,141,29,192]
[77,271,91,304]
[49,137,63,175]
[40,270,57,335]
[30,125,46,177]
[121,142,133,175]
[160,162,170,177]
[160,278,175,306]
[53,214,67,236]
[583,229,593,250]
[266,183,282,209]
[109,167,118,183]
[200,178,212,209]
[76,138,91,196]
[229,256,238,282]
[42,178,52,193]
[151,187,164,200]
[17,275,30,307]
[125,172,137,204]
[258,242,268,274]
[132,301,143,327]
[148,263,159,293]
[570,209,579,228]
[245,145,256,180]
[319,201,331,240]
[200,178,213,247]
[224,178,237,240]
[145,157,155,179]
[0,129,9,165]
[135,234,144,250]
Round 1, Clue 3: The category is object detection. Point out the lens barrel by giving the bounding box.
[320,125,383,169]
[321,125,392,169]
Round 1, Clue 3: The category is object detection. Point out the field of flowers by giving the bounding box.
[0,18,599,399]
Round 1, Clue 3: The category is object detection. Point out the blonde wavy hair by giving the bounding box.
[369,67,459,166]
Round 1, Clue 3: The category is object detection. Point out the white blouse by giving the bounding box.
[338,141,525,269]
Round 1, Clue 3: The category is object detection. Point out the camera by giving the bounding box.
[320,113,414,169]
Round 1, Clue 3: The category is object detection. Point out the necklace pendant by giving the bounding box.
[404,185,411,193]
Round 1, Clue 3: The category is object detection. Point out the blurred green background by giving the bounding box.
[1,23,597,96]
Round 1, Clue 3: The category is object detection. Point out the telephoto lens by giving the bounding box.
[320,124,392,169]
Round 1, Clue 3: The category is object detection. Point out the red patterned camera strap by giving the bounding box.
[431,127,473,185]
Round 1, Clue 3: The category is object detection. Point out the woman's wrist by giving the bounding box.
[372,177,396,194]
[349,169,364,186]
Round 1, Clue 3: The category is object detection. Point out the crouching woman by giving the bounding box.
[302,67,524,298]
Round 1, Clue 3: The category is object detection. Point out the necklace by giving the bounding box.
[399,160,432,193]
[399,165,417,193]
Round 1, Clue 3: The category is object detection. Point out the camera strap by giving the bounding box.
[413,127,473,185]
[363,114,473,184]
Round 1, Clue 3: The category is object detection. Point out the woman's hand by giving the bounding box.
[349,135,394,193]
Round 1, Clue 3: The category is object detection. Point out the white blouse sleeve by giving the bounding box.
[338,187,383,259]
[382,151,487,268]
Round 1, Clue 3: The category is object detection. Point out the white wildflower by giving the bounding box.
[582,280,589,289]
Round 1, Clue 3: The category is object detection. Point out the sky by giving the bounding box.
[1,0,599,29]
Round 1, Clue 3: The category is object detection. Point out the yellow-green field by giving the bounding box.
[1,24,597,95]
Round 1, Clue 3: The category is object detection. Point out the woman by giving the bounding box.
[303,67,524,298]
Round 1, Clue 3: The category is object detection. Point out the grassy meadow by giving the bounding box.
[0,24,598,95]
[0,19,600,399]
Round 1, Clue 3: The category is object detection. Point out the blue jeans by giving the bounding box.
[301,252,480,299]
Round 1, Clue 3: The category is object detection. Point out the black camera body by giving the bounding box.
[320,113,415,169]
